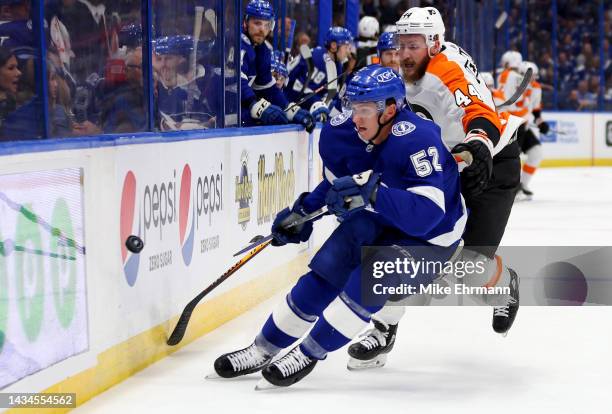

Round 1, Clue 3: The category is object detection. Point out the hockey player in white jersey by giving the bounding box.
[348,6,523,370]
[515,61,547,200]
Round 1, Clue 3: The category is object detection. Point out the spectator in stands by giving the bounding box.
[100,47,147,133]
[48,59,75,136]
[576,79,597,110]
[378,0,397,29]
[560,89,582,111]
[46,0,106,83]
[0,0,37,103]
[0,45,41,139]
[0,45,20,122]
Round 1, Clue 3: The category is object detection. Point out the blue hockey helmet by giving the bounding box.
[154,35,194,57]
[271,59,288,79]
[343,65,405,113]
[324,27,353,48]
[119,23,142,48]
[245,0,275,28]
[272,50,285,64]
[377,31,398,55]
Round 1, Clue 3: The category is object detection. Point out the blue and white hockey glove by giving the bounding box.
[250,98,289,125]
[286,103,315,133]
[271,192,314,246]
[325,170,380,219]
[309,101,330,123]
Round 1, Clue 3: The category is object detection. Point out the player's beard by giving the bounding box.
[401,56,429,83]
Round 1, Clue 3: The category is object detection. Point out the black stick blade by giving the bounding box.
[167,308,194,346]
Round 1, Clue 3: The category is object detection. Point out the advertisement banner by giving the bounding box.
[541,112,592,159]
[0,168,88,389]
[116,131,309,332]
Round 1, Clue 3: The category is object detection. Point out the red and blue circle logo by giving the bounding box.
[120,171,140,286]
[179,164,195,266]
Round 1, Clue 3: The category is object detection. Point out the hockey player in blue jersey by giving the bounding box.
[285,26,353,123]
[270,58,288,90]
[212,65,468,387]
[154,35,220,130]
[241,0,314,132]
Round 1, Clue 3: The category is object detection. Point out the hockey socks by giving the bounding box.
[256,271,340,355]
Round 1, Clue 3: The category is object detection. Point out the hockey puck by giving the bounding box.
[125,235,144,254]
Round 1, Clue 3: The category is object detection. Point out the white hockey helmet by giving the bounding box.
[480,72,494,88]
[358,16,380,39]
[501,50,522,69]
[396,6,445,51]
[520,60,539,78]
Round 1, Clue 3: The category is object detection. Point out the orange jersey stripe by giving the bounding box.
[427,53,502,136]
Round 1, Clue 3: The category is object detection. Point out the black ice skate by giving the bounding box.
[515,183,534,201]
[212,342,272,379]
[347,319,398,370]
[256,346,317,389]
[493,268,520,336]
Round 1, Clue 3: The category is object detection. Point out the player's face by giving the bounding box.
[380,49,400,72]
[247,18,272,45]
[335,44,351,62]
[156,54,182,87]
[351,102,381,141]
[397,34,429,82]
[0,55,21,95]
[273,72,286,88]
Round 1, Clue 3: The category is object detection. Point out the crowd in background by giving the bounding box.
[0,0,609,142]
[351,0,610,110]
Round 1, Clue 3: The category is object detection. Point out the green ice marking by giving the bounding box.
[15,204,44,342]
[51,198,77,328]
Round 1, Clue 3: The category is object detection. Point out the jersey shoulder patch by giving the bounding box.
[330,110,352,126]
[391,120,416,136]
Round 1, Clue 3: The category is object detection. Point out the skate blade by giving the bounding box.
[347,354,387,371]
[205,371,222,380]
[254,378,280,391]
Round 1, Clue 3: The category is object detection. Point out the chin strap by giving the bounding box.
[361,113,395,152]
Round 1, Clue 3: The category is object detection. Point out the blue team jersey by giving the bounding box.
[240,34,288,125]
[0,20,36,59]
[285,46,342,110]
[157,64,220,126]
[304,108,467,247]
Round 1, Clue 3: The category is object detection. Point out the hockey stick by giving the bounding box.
[497,67,533,109]
[285,67,351,113]
[284,20,296,65]
[167,207,328,346]
[323,58,338,106]
[233,206,329,257]
[186,6,205,113]
[166,238,272,346]
[492,11,507,89]
[299,44,313,95]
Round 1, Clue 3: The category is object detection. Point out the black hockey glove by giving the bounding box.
[271,192,314,246]
[537,120,550,135]
[452,130,493,198]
